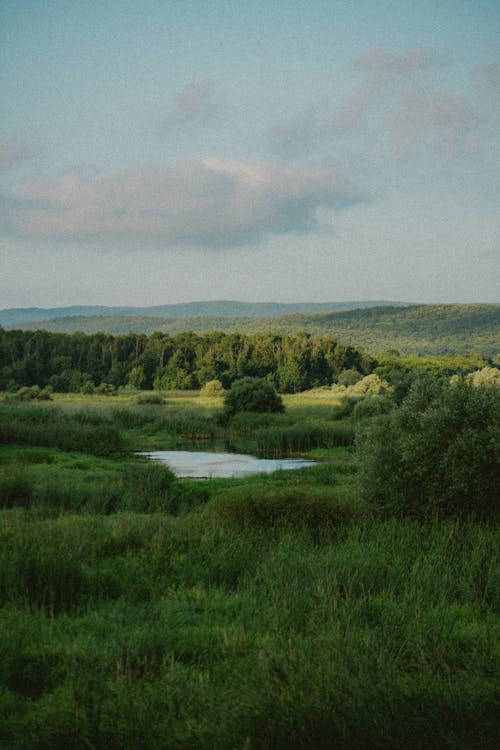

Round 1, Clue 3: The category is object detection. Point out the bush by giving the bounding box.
[358,377,500,519]
[337,368,363,387]
[353,395,393,419]
[95,383,116,396]
[350,373,390,395]
[331,396,359,418]
[136,392,164,405]
[223,377,284,419]
[200,379,225,397]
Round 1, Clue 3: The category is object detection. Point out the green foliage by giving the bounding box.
[200,379,225,397]
[0,471,35,508]
[223,377,284,418]
[118,462,208,515]
[337,368,363,386]
[95,382,116,396]
[466,366,500,387]
[0,390,498,748]
[135,392,164,405]
[353,395,393,419]
[8,303,498,355]
[358,378,500,519]
[331,373,390,398]
[0,328,374,394]
[210,485,361,532]
[256,421,354,455]
[0,515,497,749]
[0,405,124,456]
[5,385,53,402]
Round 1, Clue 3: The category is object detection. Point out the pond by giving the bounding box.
[142,450,317,478]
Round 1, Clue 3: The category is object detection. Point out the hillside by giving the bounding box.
[7,304,499,356]
[0,300,408,328]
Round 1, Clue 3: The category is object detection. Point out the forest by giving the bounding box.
[0,328,375,394]
[0,327,494,397]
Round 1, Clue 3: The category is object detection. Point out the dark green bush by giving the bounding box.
[353,395,393,419]
[331,397,359,418]
[358,377,500,519]
[223,377,284,420]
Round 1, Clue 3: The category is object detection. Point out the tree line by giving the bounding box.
[0,328,375,394]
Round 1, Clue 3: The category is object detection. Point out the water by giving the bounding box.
[142,450,317,478]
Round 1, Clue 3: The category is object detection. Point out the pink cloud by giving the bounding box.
[4,158,361,248]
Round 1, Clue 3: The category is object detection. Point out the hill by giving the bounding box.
[0,300,408,328]
[7,304,499,356]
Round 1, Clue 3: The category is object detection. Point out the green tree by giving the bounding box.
[358,377,500,519]
[223,377,284,419]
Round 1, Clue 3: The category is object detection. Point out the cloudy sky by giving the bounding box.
[1,0,499,307]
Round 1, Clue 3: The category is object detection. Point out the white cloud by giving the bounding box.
[2,158,361,249]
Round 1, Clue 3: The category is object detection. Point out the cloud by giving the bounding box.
[267,47,459,159]
[269,47,480,161]
[1,158,362,248]
[351,47,447,79]
[162,81,214,130]
[332,47,448,134]
[390,85,481,157]
[267,108,319,158]
[0,135,31,172]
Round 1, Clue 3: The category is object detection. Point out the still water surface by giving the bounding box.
[143,450,316,478]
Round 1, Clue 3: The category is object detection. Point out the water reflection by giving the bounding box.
[142,450,316,478]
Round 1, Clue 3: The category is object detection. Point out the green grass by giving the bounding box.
[0,393,498,749]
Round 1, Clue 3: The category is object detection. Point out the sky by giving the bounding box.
[1,0,499,308]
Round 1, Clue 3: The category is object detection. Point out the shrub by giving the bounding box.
[353,395,393,419]
[331,396,359,418]
[80,379,95,395]
[200,379,225,397]
[223,377,284,419]
[337,368,363,387]
[95,383,116,396]
[136,392,165,405]
[358,377,500,519]
[350,373,390,395]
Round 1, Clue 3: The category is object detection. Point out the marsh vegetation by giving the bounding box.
[0,360,498,748]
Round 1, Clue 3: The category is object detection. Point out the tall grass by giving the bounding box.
[0,404,123,456]
[0,515,497,748]
[256,420,355,455]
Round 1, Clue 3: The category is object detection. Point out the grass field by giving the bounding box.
[0,390,498,749]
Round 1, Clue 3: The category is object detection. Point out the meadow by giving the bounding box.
[0,386,498,749]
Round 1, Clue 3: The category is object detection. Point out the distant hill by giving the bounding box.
[7,304,499,356]
[0,300,408,328]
